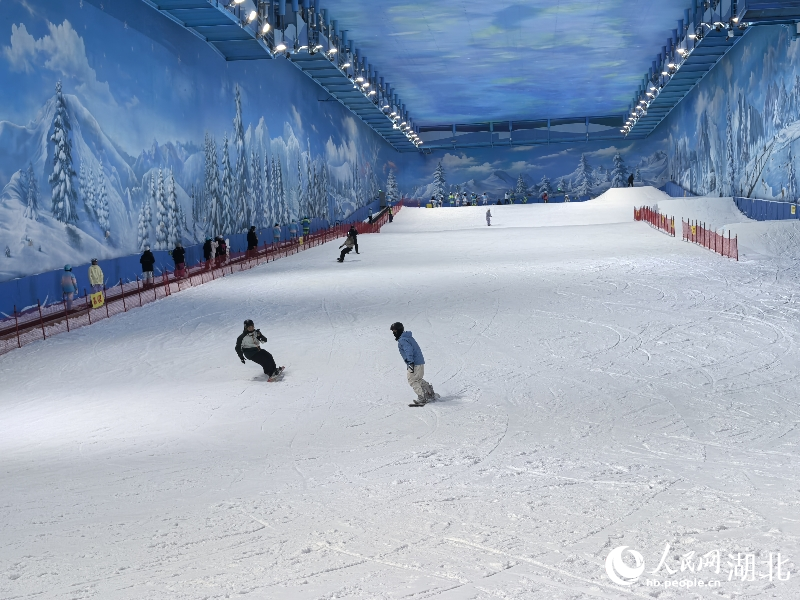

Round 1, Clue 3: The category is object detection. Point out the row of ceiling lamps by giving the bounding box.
[622,1,748,136]
[225,0,422,148]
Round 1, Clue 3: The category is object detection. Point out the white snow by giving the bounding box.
[3,187,800,598]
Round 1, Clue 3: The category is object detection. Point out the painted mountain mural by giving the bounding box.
[0,2,397,282]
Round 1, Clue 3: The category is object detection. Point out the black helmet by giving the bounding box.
[243,319,254,328]
[390,322,404,334]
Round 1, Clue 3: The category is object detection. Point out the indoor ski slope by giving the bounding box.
[3,188,800,599]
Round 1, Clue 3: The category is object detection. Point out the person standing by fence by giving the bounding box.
[246,226,258,257]
[302,216,311,240]
[289,220,298,242]
[88,259,103,294]
[203,237,213,268]
[61,265,77,310]
[140,246,155,286]
[172,243,186,277]
[273,223,281,246]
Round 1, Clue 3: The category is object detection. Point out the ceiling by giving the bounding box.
[321,0,693,125]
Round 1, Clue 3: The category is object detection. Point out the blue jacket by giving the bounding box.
[397,331,424,366]
[61,272,77,293]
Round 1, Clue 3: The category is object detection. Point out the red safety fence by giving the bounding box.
[634,206,676,236]
[0,205,401,356]
[682,218,738,261]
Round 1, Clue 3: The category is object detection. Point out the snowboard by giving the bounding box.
[268,366,286,382]
[408,393,439,407]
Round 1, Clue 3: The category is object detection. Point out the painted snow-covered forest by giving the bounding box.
[666,26,800,200]
[0,3,394,281]
[406,144,669,202]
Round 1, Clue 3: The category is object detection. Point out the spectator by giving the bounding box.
[140,246,155,286]
[564,193,571,203]
[368,208,374,224]
[542,191,549,204]
[61,265,77,310]
[172,243,186,277]
[203,237,213,267]
[246,226,258,257]
[88,259,103,294]
[348,224,359,254]
[388,209,394,223]
[627,173,635,187]
[302,216,311,240]
[216,236,227,266]
[273,223,281,245]
[289,220,298,241]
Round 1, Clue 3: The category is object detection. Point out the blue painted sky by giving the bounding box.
[323,0,692,124]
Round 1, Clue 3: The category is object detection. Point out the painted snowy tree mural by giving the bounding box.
[23,163,39,221]
[432,161,446,202]
[574,154,592,198]
[386,170,399,204]
[538,175,552,198]
[95,163,110,236]
[49,81,78,224]
[232,86,249,232]
[788,147,798,202]
[610,153,627,188]
[725,104,736,196]
[166,169,180,248]
[249,149,262,229]
[220,134,234,235]
[515,174,527,196]
[137,180,152,251]
[155,168,168,250]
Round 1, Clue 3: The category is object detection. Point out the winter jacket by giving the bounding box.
[289,223,298,235]
[210,240,219,257]
[140,250,155,272]
[340,234,355,249]
[273,226,281,240]
[61,272,77,293]
[247,230,258,249]
[217,239,227,256]
[397,331,425,366]
[235,328,267,360]
[302,218,310,232]
[348,226,358,240]
[172,246,185,265]
[203,240,213,260]
[88,265,103,286]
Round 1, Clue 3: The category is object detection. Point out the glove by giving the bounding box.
[407,362,415,373]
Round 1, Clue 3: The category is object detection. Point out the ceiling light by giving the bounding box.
[299,45,308,51]
[368,90,376,95]
[233,0,245,4]
[261,21,271,33]
[355,76,364,83]
[328,48,337,54]
[382,104,390,109]
[362,82,370,87]
[247,10,257,22]
[314,44,323,50]
[275,43,287,52]
[400,122,406,126]
[662,71,669,75]
[341,62,351,68]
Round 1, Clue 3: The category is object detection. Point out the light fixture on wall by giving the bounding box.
[262,21,271,34]
[327,47,337,54]
[275,43,287,52]
[341,62,351,68]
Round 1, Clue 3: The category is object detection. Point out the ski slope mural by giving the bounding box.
[0,0,396,282]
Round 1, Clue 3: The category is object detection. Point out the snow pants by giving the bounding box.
[63,292,74,310]
[243,348,277,375]
[142,271,154,285]
[339,247,352,261]
[406,364,433,400]
[486,217,491,226]
[91,284,103,294]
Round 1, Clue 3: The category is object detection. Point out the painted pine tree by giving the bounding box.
[206,137,223,237]
[787,147,798,202]
[538,175,552,198]
[249,149,262,228]
[574,153,592,198]
[137,181,152,251]
[23,163,39,221]
[556,176,568,194]
[166,169,180,248]
[232,86,248,231]
[220,134,234,235]
[432,161,446,202]
[49,81,78,223]
[386,170,399,204]
[725,104,736,196]
[634,168,641,182]
[95,163,110,236]
[155,168,168,249]
[516,174,527,196]
[610,153,628,188]
[276,156,288,224]
[263,153,273,226]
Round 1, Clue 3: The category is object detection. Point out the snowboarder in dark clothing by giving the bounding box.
[235,319,283,379]
[627,173,635,187]
[140,246,155,285]
[338,233,355,262]
[246,226,258,256]
[172,243,186,277]
[348,225,359,254]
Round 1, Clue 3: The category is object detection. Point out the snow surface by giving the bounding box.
[3,187,800,599]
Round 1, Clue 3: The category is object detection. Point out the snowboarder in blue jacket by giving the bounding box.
[391,322,435,405]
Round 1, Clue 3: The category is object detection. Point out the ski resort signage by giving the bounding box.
[606,544,791,589]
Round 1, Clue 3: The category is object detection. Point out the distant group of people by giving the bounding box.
[60,257,107,310]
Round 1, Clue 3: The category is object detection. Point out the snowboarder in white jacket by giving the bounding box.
[235,319,282,378]
[391,322,435,405]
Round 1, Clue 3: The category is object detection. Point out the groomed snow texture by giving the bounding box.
[3,188,800,599]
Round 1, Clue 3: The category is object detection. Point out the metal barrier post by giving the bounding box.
[85,288,91,324]
[120,279,127,312]
[104,284,109,318]
[63,298,70,332]
[37,300,46,340]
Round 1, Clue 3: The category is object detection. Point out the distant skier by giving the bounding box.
[88,259,103,294]
[486,209,492,226]
[542,191,549,203]
[627,173,635,187]
[388,210,394,223]
[348,224,360,254]
[140,246,155,286]
[61,265,77,310]
[368,208,374,223]
[246,226,258,257]
[390,322,435,406]
[338,231,356,262]
[172,243,186,277]
[482,192,488,205]
[564,193,570,203]
[235,319,283,380]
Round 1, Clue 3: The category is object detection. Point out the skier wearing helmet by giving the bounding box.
[235,319,284,380]
[390,322,436,406]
